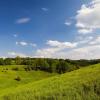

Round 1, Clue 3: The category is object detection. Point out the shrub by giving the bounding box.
[12,67,19,71]
[14,76,21,81]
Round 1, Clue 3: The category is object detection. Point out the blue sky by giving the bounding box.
[0,0,100,59]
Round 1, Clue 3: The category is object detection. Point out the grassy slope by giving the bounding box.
[0,65,56,94]
[0,64,100,100]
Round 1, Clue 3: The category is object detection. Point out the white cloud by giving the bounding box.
[33,37,100,59]
[78,28,93,34]
[47,40,77,48]
[41,8,48,11]
[76,36,93,44]
[34,44,100,59]
[8,52,27,57]
[64,21,72,26]
[16,18,31,24]
[16,41,37,47]
[16,41,28,46]
[65,45,100,59]
[89,36,100,45]
[34,40,78,58]
[76,0,100,34]
[35,48,60,58]
[30,43,37,47]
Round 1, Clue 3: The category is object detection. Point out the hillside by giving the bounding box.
[0,64,100,100]
[0,65,57,94]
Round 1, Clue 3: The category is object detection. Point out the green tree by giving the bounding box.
[56,60,68,74]
[0,58,4,65]
[15,56,22,65]
[4,58,12,65]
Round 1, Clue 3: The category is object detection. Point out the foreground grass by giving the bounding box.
[0,64,100,100]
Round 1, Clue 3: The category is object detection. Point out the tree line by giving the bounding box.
[0,56,100,74]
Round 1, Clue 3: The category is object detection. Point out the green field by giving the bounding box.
[0,64,100,100]
[0,65,57,96]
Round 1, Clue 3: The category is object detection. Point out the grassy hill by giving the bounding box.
[0,65,57,94]
[0,64,100,100]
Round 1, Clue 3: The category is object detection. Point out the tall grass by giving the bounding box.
[1,64,100,100]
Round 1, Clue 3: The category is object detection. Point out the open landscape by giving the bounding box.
[0,0,100,99]
[0,58,99,100]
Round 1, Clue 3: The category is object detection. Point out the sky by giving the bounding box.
[0,0,100,59]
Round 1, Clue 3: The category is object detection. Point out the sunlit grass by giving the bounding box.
[0,64,100,100]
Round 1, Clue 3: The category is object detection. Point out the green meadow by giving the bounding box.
[0,65,57,95]
[0,64,99,100]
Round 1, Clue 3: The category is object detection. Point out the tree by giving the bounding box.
[15,56,22,65]
[21,58,33,65]
[0,58,4,65]
[4,58,12,65]
[56,60,68,74]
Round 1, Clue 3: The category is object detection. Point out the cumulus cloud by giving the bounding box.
[34,40,78,58]
[89,36,100,45]
[34,44,100,59]
[16,18,31,24]
[47,40,77,48]
[35,48,60,58]
[65,45,100,59]
[76,36,93,44]
[33,37,100,59]
[76,0,100,34]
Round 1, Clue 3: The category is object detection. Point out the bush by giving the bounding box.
[6,68,8,70]
[14,76,21,81]
[12,67,19,71]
